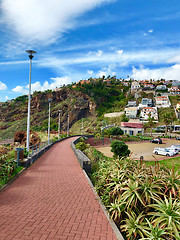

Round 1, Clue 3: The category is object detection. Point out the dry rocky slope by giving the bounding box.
[0,87,96,140]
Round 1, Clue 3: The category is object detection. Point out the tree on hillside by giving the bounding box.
[145,113,156,137]
[162,113,172,135]
[110,140,130,158]
[109,127,124,136]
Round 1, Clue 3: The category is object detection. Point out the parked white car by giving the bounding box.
[153,148,175,157]
[171,145,180,151]
[166,147,179,155]
[166,146,180,154]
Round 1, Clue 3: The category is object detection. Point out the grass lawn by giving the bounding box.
[145,156,180,173]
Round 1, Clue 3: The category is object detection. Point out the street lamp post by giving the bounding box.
[58,110,61,140]
[26,50,36,152]
[67,114,69,137]
[48,98,52,144]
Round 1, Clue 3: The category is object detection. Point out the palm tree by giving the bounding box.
[162,113,172,135]
[146,113,156,137]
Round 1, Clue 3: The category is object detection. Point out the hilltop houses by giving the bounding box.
[140,107,158,121]
[139,98,153,108]
[156,85,167,91]
[155,96,171,108]
[131,81,140,92]
[169,86,180,94]
[125,107,138,118]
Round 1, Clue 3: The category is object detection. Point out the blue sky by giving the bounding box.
[0,0,180,101]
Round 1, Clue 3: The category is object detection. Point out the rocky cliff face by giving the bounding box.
[0,88,96,140]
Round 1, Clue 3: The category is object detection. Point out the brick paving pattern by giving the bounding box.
[0,137,118,240]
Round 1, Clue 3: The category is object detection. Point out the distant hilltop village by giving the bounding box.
[53,77,180,91]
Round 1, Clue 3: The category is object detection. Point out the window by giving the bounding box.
[129,130,134,135]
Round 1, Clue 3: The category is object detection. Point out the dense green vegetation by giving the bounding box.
[75,79,130,116]
[110,140,130,158]
[83,146,180,239]
[0,155,23,187]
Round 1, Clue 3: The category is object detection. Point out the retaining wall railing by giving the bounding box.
[29,139,53,157]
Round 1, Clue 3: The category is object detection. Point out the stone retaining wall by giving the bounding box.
[71,137,92,174]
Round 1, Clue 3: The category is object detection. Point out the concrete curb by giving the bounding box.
[83,170,125,240]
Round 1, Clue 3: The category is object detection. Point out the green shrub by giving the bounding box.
[110,140,130,158]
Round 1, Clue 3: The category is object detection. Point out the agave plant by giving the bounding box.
[149,194,180,238]
[121,211,147,239]
[108,198,125,222]
[120,179,145,211]
[140,175,162,205]
[140,219,171,240]
[106,169,127,197]
[162,168,180,198]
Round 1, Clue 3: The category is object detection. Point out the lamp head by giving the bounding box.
[26,50,36,59]
[48,98,52,102]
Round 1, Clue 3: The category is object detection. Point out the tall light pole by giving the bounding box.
[58,110,61,140]
[26,50,36,152]
[48,98,52,144]
[67,114,69,137]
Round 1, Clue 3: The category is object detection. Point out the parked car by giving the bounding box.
[153,148,175,156]
[150,138,162,144]
[176,136,180,140]
[166,147,179,155]
[171,145,180,151]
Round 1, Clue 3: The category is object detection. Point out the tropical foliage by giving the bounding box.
[0,155,23,187]
[83,146,180,239]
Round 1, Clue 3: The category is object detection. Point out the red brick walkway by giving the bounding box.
[0,138,119,240]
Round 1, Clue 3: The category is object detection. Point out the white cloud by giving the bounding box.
[38,48,180,70]
[5,96,9,100]
[96,64,117,78]
[1,0,113,44]
[116,50,123,55]
[87,70,94,75]
[132,64,180,80]
[143,29,153,36]
[32,76,72,91]
[12,85,28,94]
[0,81,7,90]
[12,76,72,94]
[97,50,103,57]
[168,54,180,64]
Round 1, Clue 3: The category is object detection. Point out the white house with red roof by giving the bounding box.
[169,86,180,94]
[140,107,158,121]
[121,122,144,136]
[155,95,171,108]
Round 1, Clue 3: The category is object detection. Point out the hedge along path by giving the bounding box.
[0,137,118,240]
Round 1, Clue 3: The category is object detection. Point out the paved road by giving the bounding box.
[0,137,119,240]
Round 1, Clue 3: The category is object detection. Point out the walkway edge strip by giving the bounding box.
[83,170,125,240]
